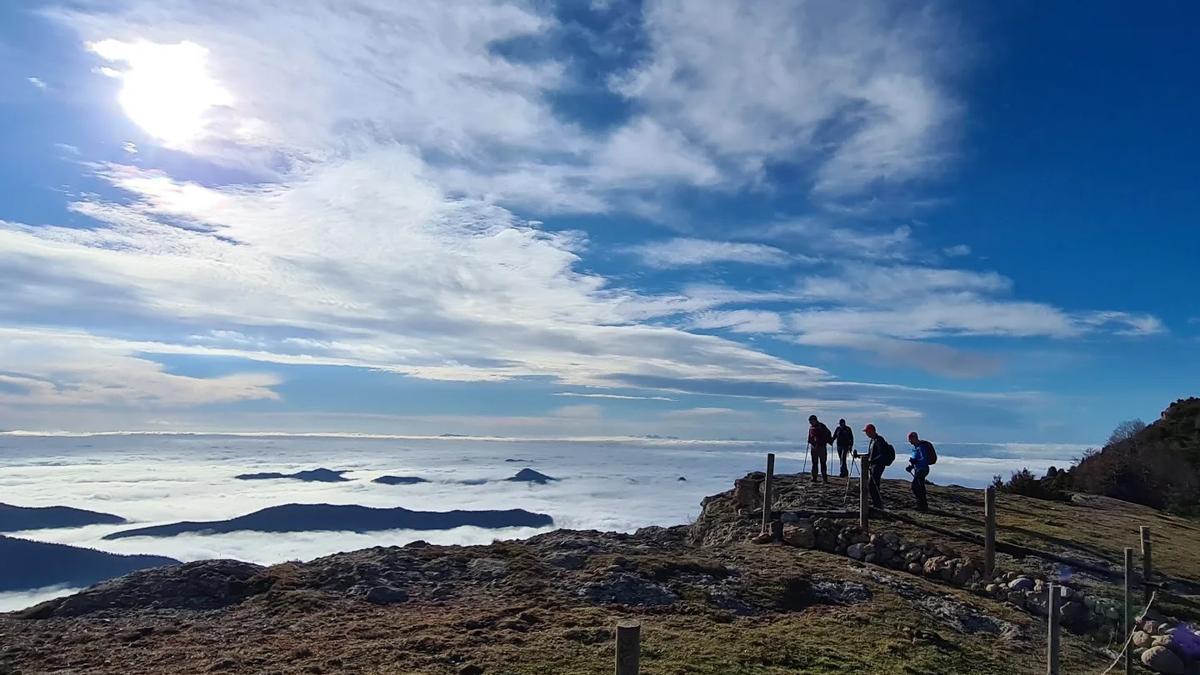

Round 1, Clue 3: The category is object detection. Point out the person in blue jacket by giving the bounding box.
[906,431,933,512]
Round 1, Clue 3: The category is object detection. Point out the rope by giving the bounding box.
[1097,590,1157,675]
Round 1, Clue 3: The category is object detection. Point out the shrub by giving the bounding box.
[993,467,1070,502]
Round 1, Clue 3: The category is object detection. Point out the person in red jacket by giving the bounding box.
[807,415,832,483]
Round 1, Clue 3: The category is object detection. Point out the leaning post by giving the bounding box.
[761,453,775,534]
[1124,547,1134,675]
[1047,583,1061,675]
[984,485,996,580]
[859,455,869,532]
[615,620,640,675]
[1140,526,1153,604]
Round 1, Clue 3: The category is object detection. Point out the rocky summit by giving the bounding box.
[2,474,1198,674]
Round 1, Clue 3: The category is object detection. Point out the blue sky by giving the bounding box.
[0,0,1196,443]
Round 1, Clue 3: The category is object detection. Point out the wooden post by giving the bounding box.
[1140,526,1152,604]
[761,453,775,533]
[615,620,640,675]
[1047,583,1061,675]
[1124,547,1134,675]
[859,455,869,532]
[984,485,996,580]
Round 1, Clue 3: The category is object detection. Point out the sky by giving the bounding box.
[0,1,1196,444]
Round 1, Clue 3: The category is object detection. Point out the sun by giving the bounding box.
[89,39,233,148]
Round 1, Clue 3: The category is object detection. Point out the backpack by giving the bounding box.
[924,441,938,465]
[819,423,833,446]
[878,439,896,467]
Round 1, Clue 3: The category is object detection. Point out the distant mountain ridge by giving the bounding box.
[235,468,350,482]
[0,535,179,592]
[102,503,554,539]
[0,504,126,532]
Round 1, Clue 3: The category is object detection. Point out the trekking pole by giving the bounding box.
[801,442,809,477]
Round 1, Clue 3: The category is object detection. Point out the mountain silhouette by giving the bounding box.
[102,503,553,539]
[0,535,179,592]
[0,503,127,532]
[506,468,557,484]
[372,476,429,485]
[234,468,349,482]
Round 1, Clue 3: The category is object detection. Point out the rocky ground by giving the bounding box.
[2,474,1198,674]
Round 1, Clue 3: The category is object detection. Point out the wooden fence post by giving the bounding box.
[859,455,869,532]
[1140,526,1152,604]
[616,620,640,675]
[761,453,775,534]
[1124,547,1133,675]
[1047,583,1061,675]
[984,485,996,580]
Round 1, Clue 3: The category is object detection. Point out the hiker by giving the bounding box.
[831,418,854,477]
[807,415,832,483]
[906,431,937,512]
[857,424,894,509]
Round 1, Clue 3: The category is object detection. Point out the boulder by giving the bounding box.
[1060,600,1088,627]
[363,585,409,605]
[733,478,763,512]
[1008,577,1035,592]
[782,523,815,549]
[847,543,866,561]
[1141,646,1185,675]
[1134,631,1154,649]
[1151,635,1175,650]
[907,562,922,575]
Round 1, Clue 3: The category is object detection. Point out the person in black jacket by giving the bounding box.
[856,424,891,510]
[831,418,854,477]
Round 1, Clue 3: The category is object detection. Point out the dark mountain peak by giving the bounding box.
[0,503,127,532]
[507,468,557,484]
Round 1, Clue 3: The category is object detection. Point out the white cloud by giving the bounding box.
[27,76,48,90]
[943,244,971,257]
[0,328,280,407]
[627,237,793,268]
[0,152,827,405]
[614,1,960,196]
[555,392,675,402]
[687,310,784,334]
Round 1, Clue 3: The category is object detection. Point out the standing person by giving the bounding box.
[807,415,832,483]
[831,418,854,477]
[857,424,894,510]
[906,431,935,512]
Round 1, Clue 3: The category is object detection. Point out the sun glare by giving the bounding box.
[88,39,233,148]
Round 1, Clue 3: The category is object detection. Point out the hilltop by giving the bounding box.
[0,535,180,593]
[3,474,1198,674]
[1070,397,1200,515]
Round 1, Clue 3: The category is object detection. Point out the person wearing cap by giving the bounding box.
[906,431,933,512]
[831,418,854,478]
[807,415,833,483]
[856,424,890,510]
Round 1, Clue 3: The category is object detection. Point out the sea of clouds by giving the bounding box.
[0,433,1086,610]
